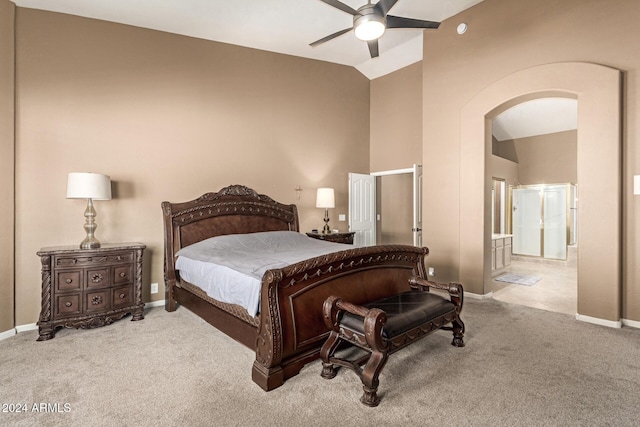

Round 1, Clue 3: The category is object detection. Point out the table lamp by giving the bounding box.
[316,187,335,234]
[66,172,112,249]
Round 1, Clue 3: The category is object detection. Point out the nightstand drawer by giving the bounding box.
[113,264,133,285]
[56,270,82,292]
[86,268,110,289]
[55,294,81,317]
[112,285,133,308]
[85,290,110,313]
[54,251,134,268]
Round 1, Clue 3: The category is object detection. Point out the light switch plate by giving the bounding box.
[338,214,346,221]
[635,175,640,195]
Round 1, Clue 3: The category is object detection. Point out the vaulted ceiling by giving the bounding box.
[12,0,577,138]
[12,0,483,80]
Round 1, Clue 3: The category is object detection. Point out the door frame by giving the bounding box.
[458,62,621,325]
[371,164,422,246]
[348,164,422,246]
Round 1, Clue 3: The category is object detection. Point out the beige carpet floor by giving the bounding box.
[1,298,639,426]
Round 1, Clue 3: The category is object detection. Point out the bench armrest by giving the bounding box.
[322,295,387,350]
[408,276,464,311]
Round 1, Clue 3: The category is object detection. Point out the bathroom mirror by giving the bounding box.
[492,178,506,234]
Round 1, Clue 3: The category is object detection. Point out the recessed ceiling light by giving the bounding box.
[457,23,468,35]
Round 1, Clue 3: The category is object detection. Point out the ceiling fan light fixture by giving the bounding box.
[353,6,386,41]
[355,19,385,41]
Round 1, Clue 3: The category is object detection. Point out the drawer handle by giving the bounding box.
[65,301,72,307]
[91,273,103,283]
[91,295,103,305]
[119,293,126,299]
[119,272,126,278]
[65,278,73,284]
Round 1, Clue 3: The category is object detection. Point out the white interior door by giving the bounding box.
[348,173,376,246]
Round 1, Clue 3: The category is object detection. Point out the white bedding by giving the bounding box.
[175,231,347,316]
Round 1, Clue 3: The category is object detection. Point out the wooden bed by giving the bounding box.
[162,184,428,391]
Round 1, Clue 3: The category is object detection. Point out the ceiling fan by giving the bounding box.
[310,0,441,58]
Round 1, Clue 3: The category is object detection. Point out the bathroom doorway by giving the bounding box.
[489,98,578,315]
[460,62,622,325]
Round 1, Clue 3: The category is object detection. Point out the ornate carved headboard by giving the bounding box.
[162,184,299,284]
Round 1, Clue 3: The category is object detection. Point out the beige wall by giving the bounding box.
[423,0,638,322]
[498,130,577,185]
[370,61,422,171]
[0,0,15,333]
[491,156,518,191]
[12,8,370,325]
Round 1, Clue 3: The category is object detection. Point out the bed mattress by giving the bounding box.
[175,231,348,316]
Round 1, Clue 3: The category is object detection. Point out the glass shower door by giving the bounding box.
[512,187,542,256]
[543,185,568,260]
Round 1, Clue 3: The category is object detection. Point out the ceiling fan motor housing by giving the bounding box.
[353,4,387,41]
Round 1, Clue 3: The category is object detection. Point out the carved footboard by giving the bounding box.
[251,245,428,391]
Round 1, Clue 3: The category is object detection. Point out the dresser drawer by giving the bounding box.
[54,251,135,268]
[86,267,110,290]
[55,270,82,292]
[113,264,133,285]
[85,290,110,313]
[112,285,133,308]
[54,294,82,317]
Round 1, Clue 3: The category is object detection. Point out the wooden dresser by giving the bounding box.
[36,243,146,341]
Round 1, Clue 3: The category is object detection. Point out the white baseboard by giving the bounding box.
[622,318,640,329]
[145,300,165,308]
[465,291,493,300]
[575,313,622,329]
[15,323,38,333]
[0,328,16,341]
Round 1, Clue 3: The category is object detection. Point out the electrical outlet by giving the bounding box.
[151,282,159,294]
[338,214,346,221]
[428,267,435,276]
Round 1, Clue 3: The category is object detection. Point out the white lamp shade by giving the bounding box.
[316,188,335,208]
[66,173,112,200]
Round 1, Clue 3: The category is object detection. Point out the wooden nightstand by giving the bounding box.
[36,243,146,341]
[306,231,355,245]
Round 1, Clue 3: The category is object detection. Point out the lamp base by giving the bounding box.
[80,198,101,250]
[322,208,331,234]
[80,238,101,250]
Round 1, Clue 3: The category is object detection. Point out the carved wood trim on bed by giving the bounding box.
[162,185,429,392]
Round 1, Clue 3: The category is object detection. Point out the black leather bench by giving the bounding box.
[319,276,465,406]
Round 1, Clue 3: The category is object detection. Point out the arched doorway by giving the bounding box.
[489,97,578,314]
[459,62,622,325]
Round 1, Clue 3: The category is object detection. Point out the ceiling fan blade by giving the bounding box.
[367,39,379,58]
[310,27,353,47]
[375,0,399,16]
[386,15,441,29]
[320,0,358,15]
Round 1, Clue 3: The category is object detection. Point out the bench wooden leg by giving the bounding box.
[320,331,340,379]
[451,315,465,348]
[361,350,389,407]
